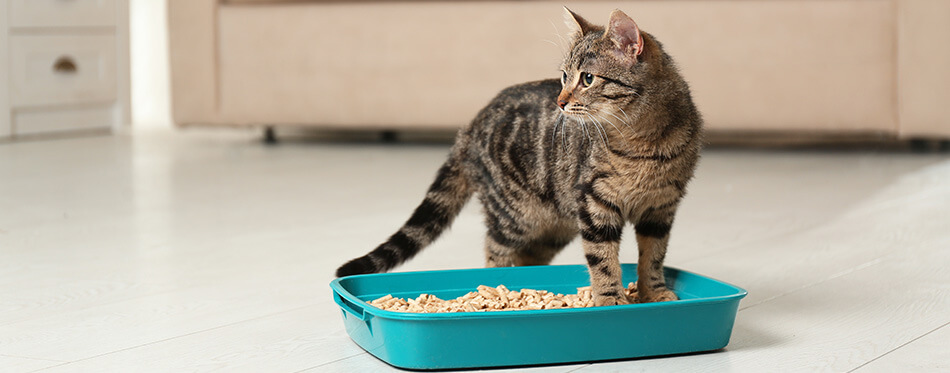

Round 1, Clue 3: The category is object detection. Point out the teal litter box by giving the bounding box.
[330,264,746,370]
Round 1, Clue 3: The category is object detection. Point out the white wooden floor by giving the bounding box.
[1,128,948,372]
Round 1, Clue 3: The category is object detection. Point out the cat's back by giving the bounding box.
[470,79,561,127]
[457,78,566,196]
[495,79,562,105]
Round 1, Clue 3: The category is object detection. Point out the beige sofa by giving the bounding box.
[168,0,950,140]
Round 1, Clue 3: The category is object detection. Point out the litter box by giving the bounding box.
[330,264,746,370]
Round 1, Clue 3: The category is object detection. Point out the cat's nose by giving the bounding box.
[557,91,572,110]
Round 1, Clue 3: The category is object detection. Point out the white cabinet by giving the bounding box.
[1,0,129,140]
[10,0,118,28]
[9,35,118,107]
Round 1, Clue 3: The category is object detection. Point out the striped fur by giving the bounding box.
[336,9,702,306]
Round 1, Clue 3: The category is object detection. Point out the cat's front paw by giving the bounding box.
[593,293,632,307]
[640,289,678,303]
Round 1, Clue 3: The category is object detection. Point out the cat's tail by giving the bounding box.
[335,147,472,277]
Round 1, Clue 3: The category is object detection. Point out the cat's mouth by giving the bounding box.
[559,103,589,116]
[559,105,633,136]
[559,105,599,122]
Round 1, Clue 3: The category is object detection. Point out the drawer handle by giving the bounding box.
[53,56,78,74]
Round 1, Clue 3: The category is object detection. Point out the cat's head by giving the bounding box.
[557,8,655,123]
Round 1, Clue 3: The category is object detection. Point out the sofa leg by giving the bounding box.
[908,138,950,153]
[380,130,398,143]
[263,126,277,145]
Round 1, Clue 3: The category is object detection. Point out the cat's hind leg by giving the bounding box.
[484,231,521,267]
[515,234,575,266]
[485,222,575,267]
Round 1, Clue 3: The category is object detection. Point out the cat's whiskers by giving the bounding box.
[601,111,634,138]
[603,110,628,127]
[553,114,570,153]
[617,106,633,124]
[577,116,593,146]
[548,19,569,56]
[585,113,610,149]
[596,124,611,149]
[560,115,569,150]
[585,112,607,149]
[594,112,629,143]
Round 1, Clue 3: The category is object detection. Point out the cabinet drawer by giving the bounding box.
[9,0,117,28]
[9,35,117,108]
[14,105,115,136]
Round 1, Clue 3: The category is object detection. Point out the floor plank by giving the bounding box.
[306,351,590,373]
[34,305,364,372]
[0,355,63,373]
[675,160,950,308]
[0,247,330,362]
[852,322,950,373]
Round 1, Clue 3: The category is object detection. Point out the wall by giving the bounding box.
[130,0,171,128]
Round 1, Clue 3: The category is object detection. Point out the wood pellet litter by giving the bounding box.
[369,283,639,313]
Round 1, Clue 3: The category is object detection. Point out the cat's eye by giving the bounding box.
[581,73,595,87]
[561,71,568,84]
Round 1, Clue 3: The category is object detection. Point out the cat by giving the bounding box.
[336,8,702,306]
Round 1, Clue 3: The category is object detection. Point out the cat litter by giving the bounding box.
[368,283,639,313]
[331,264,746,369]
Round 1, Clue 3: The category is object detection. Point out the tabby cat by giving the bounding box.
[337,8,702,306]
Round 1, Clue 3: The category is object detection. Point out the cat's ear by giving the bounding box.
[563,7,593,41]
[604,9,644,64]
